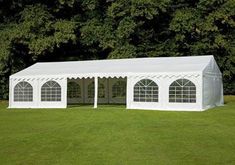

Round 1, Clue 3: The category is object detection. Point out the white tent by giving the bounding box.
[9,55,223,111]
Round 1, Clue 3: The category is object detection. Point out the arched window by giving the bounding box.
[14,81,33,102]
[134,79,158,102]
[41,81,61,101]
[169,79,196,103]
[67,82,81,98]
[112,81,126,98]
[88,82,105,98]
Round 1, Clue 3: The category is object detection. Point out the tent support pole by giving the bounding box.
[94,76,98,108]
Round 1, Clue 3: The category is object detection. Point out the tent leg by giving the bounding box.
[94,76,98,108]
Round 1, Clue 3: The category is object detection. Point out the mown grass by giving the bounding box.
[0,96,235,165]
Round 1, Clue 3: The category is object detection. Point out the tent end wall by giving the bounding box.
[202,56,224,109]
[202,74,224,109]
[202,103,224,111]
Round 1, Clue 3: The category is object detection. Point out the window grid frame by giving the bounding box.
[133,79,158,102]
[14,81,33,102]
[169,79,196,103]
[41,81,61,102]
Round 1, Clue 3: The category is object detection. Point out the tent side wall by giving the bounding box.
[9,77,67,108]
[9,78,38,108]
[126,74,203,111]
[37,78,67,108]
[202,58,224,109]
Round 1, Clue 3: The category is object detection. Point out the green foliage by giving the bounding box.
[130,0,170,19]
[0,4,77,58]
[109,43,137,59]
[0,0,235,99]
[116,17,136,39]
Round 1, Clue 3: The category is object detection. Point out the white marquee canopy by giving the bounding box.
[9,55,223,111]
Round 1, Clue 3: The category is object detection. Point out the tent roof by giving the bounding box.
[11,55,217,78]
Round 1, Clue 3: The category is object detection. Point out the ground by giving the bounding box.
[0,96,235,165]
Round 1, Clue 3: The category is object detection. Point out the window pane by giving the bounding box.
[169,79,196,103]
[133,79,158,102]
[41,81,61,102]
[14,81,33,102]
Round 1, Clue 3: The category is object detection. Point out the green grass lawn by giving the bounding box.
[0,96,235,165]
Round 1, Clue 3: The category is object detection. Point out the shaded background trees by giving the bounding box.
[0,0,234,99]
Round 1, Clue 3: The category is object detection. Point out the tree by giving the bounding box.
[0,0,234,99]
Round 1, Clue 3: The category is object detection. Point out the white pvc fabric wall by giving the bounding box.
[203,75,223,109]
[9,73,223,111]
[8,55,224,111]
[9,78,67,108]
[126,75,203,111]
